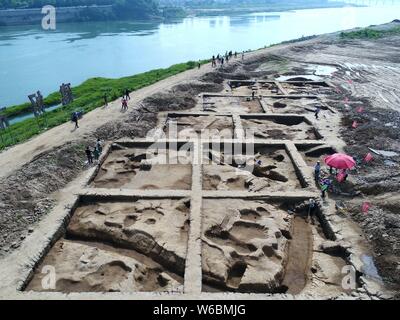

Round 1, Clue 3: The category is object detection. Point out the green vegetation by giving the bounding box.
[0,60,208,150]
[0,0,186,22]
[340,26,400,39]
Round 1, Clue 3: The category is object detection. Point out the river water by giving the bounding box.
[1,4,400,107]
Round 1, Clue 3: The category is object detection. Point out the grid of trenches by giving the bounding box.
[25,196,191,293]
[201,198,349,295]
[21,76,344,298]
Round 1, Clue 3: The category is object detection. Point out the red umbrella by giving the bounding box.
[324,153,356,170]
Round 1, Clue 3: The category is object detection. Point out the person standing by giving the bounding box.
[121,97,128,111]
[321,182,329,199]
[93,146,100,162]
[315,106,321,120]
[314,161,321,183]
[104,93,108,107]
[72,112,79,129]
[96,138,103,154]
[242,51,245,61]
[85,146,93,165]
[124,89,130,100]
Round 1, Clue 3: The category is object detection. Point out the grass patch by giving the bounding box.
[0,59,208,150]
[340,26,400,40]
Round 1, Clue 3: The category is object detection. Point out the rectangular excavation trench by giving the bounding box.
[261,96,331,115]
[25,195,191,294]
[279,80,334,95]
[90,141,193,190]
[202,95,264,113]
[228,80,283,96]
[164,113,234,139]
[240,115,323,141]
[296,143,337,167]
[202,142,305,192]
[201,198,349,295]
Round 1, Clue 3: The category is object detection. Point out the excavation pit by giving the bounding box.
[228,80,283,96]
[296,144,336,166]
[202,143,304,192]
[91,142,192,190]
[25,197,191,293]
[279,80,334,95]
[165,114,234,139]
[201,198,348,295]
[240,115,323,140]
[202,95,264,113]
[262,97,328,114]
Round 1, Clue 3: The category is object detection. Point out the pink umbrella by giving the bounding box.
[324,153,356,170]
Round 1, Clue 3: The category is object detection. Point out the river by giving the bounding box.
[1,4,400,107]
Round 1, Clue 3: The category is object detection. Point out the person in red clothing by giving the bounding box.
[121,97,128,111]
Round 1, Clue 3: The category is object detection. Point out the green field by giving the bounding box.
[0,60,206,150]
[340,26,400,40]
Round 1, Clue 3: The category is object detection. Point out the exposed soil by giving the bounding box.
[92,147,192,190]
[203,146,302,192]
[202,199,346,294]
[165,115,234,139]
[242,117,320,140]
[27,198,190,293]
[262,97,327,114]
[203,96,264,113]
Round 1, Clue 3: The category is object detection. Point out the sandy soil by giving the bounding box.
[242,118,320,140]
[203,146,302,192]
[262,97,325,114]
[92,148,192,190]
[202,199,346,294]
[203,96,264,113]
[27,198,190,293]
[165,115,234,139]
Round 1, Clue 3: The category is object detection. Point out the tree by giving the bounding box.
[113,0,160,19]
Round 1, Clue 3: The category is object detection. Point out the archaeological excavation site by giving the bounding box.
[1,36,399,301]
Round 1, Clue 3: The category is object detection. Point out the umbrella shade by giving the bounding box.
[324,153,356,170]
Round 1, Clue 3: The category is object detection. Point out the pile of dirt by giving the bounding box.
[143,91,197,112]
[172,81,223,95]
[0,142,87,257]
[95,109,157,141]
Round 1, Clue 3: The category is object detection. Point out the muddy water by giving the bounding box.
[282,215,313,294]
